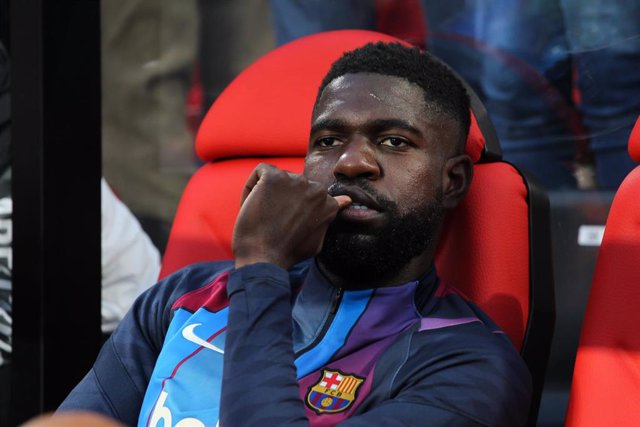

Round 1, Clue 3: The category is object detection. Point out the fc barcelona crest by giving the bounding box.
[306,369,365,414]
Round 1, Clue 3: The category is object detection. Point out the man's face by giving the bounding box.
[304,73,461,285]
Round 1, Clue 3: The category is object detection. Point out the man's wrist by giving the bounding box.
[228,262,290,298]
[234,254,291,270]
[232,261,289,276]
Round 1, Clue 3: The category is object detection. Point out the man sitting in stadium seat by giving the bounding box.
[59,42,531,427]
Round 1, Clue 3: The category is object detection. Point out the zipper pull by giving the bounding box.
[330,288,343,314]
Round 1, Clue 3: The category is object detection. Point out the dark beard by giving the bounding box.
[318,182,443,287]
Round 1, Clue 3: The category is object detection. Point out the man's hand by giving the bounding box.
[232,164,351,270]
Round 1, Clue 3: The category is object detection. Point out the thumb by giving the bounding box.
[333,195,352,209]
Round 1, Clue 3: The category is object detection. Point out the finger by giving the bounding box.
[333,195,352,209]
[285,171,303,180]
[240,163,273,206]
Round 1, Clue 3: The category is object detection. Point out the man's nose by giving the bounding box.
[333,137,381,180]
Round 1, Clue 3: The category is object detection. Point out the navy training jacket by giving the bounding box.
[60,260,531,426]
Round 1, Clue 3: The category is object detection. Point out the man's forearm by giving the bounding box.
[221,263,308,427]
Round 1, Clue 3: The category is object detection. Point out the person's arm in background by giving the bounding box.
[101,178,160,333]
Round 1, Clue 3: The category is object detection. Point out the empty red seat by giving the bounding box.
[565,116,640,426]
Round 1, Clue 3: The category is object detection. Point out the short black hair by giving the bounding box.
[315,42,471,152]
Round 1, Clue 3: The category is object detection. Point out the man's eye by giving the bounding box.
[317,137,343,147]
[379,137,409,148]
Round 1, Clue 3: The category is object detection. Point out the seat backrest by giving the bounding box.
[565,117,640,427]
[160,30,554,423]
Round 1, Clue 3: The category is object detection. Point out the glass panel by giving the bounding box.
[97,1,639,425]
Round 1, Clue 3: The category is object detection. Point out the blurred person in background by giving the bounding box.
[435,0,585,189]
[101,0,199,253]
[556,0,640,189]
[100,179,161,334]
[195,0,275,122]
[269,0,425,48]
[448,0,640,190]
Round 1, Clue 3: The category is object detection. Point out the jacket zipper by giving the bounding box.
[294,287,343,358]
[330,287,343,314]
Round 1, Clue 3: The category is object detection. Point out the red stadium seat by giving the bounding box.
[565,117,640,427]
[160,30,554,424]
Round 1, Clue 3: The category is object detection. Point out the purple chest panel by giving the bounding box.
[296,282,421,426]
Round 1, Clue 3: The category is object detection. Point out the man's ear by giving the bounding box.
[441,154,473,209]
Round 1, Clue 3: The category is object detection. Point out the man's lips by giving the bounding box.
[329,185,383,212]
[329,185,385,223]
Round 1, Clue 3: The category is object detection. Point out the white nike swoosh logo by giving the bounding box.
[182,323,224,354]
